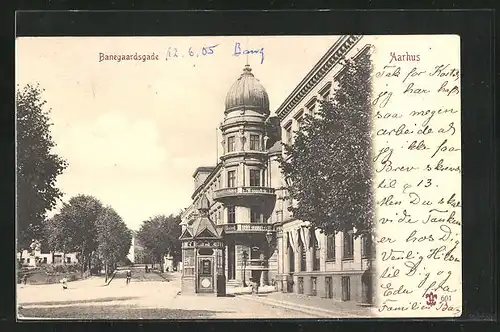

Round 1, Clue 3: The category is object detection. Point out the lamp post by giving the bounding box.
[242,250,248,287]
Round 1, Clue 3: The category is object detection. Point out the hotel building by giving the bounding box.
[181,35,375,303]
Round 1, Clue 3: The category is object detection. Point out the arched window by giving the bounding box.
[343,230,354,260]
[288,239,295,273]
[326,233,336,261]
[311,230,320,271]
[299,235,306,272]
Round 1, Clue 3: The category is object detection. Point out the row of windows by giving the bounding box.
[283,83,331,145]
[289,236,372,273]
[287,231,372,273]
[19,257,72,264]
[226,205,263,223]
[226,134,262,152]
[226,169,261,187]
[326,233,373,261]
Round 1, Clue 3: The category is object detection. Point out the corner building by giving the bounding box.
[181,35,375,303]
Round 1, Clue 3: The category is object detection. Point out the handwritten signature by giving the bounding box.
[233,42,265,64]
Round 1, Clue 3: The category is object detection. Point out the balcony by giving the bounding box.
[220,223,273,234]
[213,186,275,202]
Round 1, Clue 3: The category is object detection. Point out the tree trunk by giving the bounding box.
[104,261,108,283]
[81,244,85,277]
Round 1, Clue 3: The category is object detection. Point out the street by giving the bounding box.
[17,272,321,319]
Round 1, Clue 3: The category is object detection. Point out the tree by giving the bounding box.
[279,52,374,236]
[43,213,72,263]
[51,195,103,276]
[16,84,68,249]
[136,214,182,271]
[96,206,132,282]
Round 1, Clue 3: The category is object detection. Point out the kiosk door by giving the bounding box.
[197,257,214,293]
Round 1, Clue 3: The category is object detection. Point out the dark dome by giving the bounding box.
[225,65,270,113]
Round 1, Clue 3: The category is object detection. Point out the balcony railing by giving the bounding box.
[220,223,273,233]
[213,186,275,200]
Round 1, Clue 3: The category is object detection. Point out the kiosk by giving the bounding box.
[179,195,226,296]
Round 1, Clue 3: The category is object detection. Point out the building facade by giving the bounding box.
[127,231,147,264]
[181,35,374,303]
[17,250,79,266]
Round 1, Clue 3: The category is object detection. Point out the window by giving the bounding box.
[227,170,236,187]
[361,234,373,258]
[250,134,260,150]
[284,124,292,144]
[250,206,261,223]
[341,276,351,301]
[305,97,317,115]
[327,234,336,261]
[321,89,330,100]
[183,249,195,276]
[296,116,303,130]
[249,169,261,187]
[26,258,30,263]
[298,277,304,294]
[295,111,304,130]
[227,206,236,223]
[227,136,235,152]
[319,83,332,100]
[343,231,354,260]
[67,257,71,263]
[300,241,306,272]
[313,241,320,271]
[311,277,317,296]
[43,257,47,263]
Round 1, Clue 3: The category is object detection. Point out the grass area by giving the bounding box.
[19,270,82,285]
[18,296,139,307]
[18,305,223,319]
[18,264,89,285]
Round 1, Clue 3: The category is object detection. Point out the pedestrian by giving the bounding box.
[61,277,68,290]
[22,274,28,285]
[126,269,132,285]
[251,278,259,295]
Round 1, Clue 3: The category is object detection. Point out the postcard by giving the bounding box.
[16,35,461,319]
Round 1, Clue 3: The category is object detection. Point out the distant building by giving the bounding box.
[127,231,146,264]
[181,35,374,303]
[17,249,79,267]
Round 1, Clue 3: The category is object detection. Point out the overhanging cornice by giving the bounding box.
[275,35,362,121]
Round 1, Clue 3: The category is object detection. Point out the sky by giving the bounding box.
[16,36,339,231]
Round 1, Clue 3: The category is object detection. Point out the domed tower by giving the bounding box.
[213,65,276,286]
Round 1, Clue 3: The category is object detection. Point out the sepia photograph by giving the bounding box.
[15,34,461,319]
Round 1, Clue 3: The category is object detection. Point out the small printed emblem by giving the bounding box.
[425,292,438,306]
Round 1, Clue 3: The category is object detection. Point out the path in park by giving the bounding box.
[113,266,169,283]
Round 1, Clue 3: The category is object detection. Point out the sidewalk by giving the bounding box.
[226,285,275,295]
[242,292,376,318]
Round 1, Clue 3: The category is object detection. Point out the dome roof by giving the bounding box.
[225,65,270,113]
